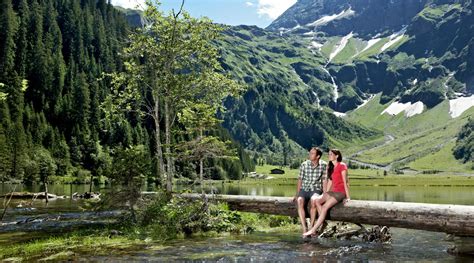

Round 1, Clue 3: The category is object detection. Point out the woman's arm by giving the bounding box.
[342,170,350,203]
[326,179,332,192]
[322,167,329,192]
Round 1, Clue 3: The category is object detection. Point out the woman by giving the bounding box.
[303,149,350,238]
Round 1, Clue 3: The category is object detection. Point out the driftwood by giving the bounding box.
[180,194,474,236]
[0,192,65,200]
[0,192,101,200]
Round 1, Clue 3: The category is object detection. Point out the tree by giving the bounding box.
[108,145,150,219]
[0,0,18,80]
[453,118,474,164]
[177,103,237,191]
[104,0,243,192]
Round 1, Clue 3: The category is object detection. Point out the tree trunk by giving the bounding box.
[153,97,166,188]
[200,158,204,194]
[199,129,204,194]
[44,180,49,204]
[89,173,93,193]
[179,194,474,236]
[164,99,173,193]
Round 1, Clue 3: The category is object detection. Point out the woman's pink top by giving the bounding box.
[331,162,347,194]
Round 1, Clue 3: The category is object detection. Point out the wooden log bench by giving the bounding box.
[180,194,474,237]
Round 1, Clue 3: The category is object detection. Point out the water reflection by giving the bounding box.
[176,184,474,205]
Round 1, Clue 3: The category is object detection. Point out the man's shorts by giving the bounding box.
[298,189,323,205]
[298,190,322,215]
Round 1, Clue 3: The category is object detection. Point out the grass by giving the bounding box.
[320,36,342,58]
[354,38,391,60]
[408,141,473,172]
[255,164,299,179]
[418,4,461,22]
[344,94,474,173]
[0,208,298,261]
[332,38,366,64]
[241,165,474,186]
[0,230,147,261]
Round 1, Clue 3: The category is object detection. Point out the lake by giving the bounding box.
[1,182,473,261]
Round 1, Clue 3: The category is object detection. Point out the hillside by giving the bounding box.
[256,0,474,171]
[217,26,378,163]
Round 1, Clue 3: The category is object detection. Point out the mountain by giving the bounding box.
[114,6,145,27]
[217,25,378,162]
[217,0,474,171]
[268,0,429,38]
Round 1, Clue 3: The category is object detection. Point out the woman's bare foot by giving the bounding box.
[302,229,316,238]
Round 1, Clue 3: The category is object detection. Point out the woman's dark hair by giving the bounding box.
[327,149,343,179]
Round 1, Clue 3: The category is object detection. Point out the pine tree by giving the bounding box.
[14,0,29,77]
[0,0,18,80]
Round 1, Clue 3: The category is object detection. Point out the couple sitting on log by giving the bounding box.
[292,147,350,238]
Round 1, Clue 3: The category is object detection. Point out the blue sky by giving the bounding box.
[111,0,297,28]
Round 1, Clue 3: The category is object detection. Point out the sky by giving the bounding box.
[110,0,297,28]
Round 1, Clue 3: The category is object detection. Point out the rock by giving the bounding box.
[72,192,101,199]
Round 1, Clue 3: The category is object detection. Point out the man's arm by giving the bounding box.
[293,164,304,202]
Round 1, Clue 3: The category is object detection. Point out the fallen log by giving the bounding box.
[0,192,65,199]
[180,194,474,236]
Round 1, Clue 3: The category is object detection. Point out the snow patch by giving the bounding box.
[449,95,474,118]
[307,7,355,27]
[310,41,323,50]
[333,111,346,117]
[381,35,404,52]
[380,27,407,52]
[405,101,424,117]
[381,101,425,117]
[329,32,353,62]
[360,38,382,54]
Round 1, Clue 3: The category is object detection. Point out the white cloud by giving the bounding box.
[111,0,145,10]
[245,1,254,7]
[256,0,296,20]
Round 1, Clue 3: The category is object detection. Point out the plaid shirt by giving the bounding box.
[298,160,327,192]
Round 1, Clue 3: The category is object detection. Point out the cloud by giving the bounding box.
[256,0,296,20]
[245,1,254,7]
[111,0,146,10]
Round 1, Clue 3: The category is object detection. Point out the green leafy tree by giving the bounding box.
[177,103,237,189]
[104,0,243,192]
[108,145,150,220]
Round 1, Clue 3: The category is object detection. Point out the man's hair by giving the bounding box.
[310,147,323,158]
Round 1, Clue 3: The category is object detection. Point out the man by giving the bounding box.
[293,147,327,235]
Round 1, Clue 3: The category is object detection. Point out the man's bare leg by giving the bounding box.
[297,197,307,233]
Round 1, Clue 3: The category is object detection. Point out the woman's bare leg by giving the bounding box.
[309,195,319,228]
[316,193,328,216]
[303,196,339,237]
